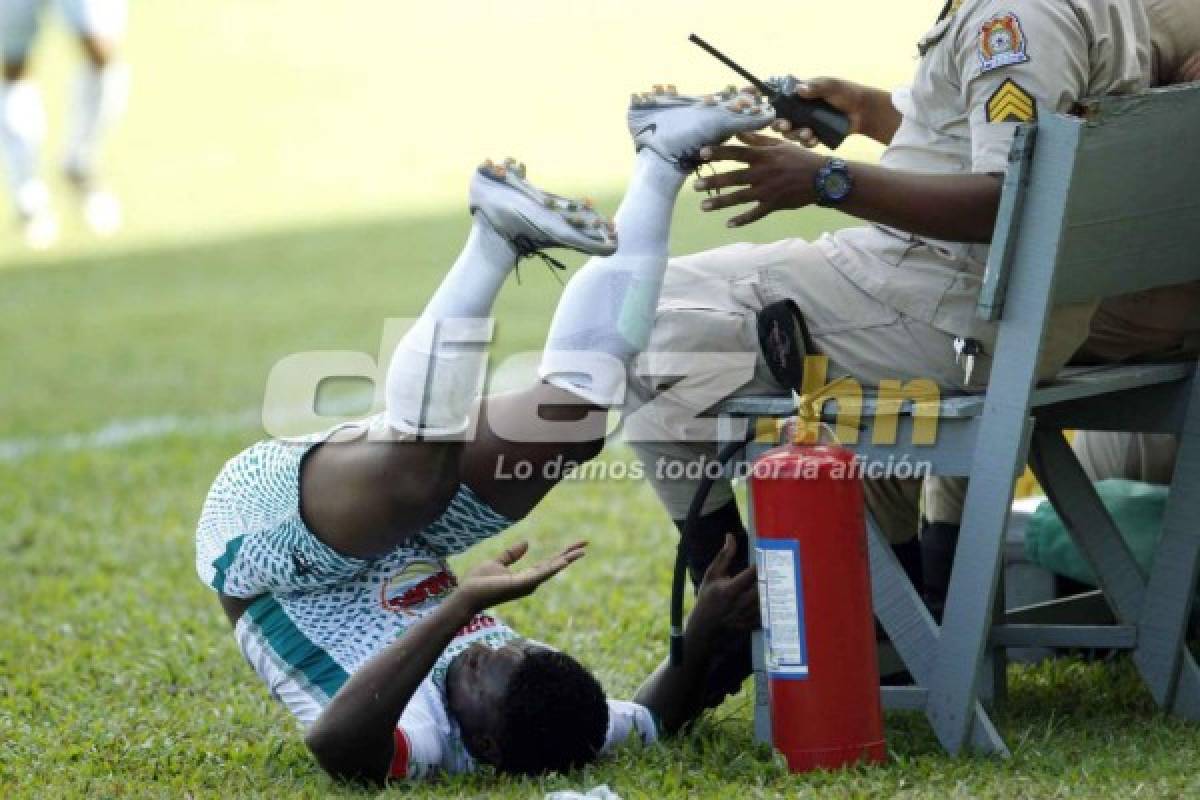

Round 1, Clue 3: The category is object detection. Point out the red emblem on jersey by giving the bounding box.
[381,560,457,612]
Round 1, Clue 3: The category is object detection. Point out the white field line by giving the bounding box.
[0,394,381,463]
[0,409,261,462]
[0,367,548,463]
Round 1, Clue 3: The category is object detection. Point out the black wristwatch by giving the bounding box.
[814,158,854,207]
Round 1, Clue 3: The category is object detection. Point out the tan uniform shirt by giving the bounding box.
[1145,0,1200,83]
[1079,0,1200,364]
[814,0,1154,376]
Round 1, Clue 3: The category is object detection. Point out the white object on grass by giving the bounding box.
[545,786,622,800]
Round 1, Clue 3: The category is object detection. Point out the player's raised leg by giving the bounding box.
[60,0,130,235]
[0,0,57,249]
[463,86,773,520]
[299,159,617,558]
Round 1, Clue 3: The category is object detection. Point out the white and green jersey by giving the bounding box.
[196,418,657,779]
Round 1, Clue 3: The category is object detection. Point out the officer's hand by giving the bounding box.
[694,133,822,227]
[772,77,869,147]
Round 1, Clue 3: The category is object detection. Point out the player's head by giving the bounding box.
[445,640,608,776]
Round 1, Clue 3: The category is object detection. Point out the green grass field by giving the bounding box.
[3,2,1200,797]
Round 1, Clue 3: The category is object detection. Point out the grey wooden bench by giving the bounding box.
[716,83,1200,756]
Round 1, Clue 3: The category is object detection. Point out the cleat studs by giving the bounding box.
[654,83,665,94]
[582,197,595,210]
[630,93,643,107]
[703,94,717,106]
[666,84,678,95]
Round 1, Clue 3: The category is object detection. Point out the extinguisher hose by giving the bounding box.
[669,428,756,667]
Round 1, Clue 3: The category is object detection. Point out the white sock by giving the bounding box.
[539,152,686,406]
[0,79,47,216]
[385,219,517,436]
[64,63,130,182]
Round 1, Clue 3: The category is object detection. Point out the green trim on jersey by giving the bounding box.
[210,535,245,593]
[247,595,349,699]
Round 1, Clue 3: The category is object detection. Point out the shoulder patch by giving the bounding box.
[979,12,1030,73]
[986,79,1037,123]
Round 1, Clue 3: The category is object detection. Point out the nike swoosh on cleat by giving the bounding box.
[635,123,657,137]
[513,210,554,247]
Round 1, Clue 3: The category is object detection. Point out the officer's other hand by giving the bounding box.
[694,133,822,227]
[772,76,868,147]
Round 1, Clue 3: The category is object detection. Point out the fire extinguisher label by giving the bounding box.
[755,539,809,681]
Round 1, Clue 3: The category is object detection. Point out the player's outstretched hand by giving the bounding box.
[694,134,822,227]
[687,534,760,645]
[458,540,588,612]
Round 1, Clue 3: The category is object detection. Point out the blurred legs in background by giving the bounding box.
[0,0,128,248]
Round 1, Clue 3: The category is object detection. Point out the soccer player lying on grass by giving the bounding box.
[196,86,773,784]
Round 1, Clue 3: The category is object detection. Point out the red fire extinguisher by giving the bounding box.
[749,436,885,772]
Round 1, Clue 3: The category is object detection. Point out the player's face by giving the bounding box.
[445,640,540,758]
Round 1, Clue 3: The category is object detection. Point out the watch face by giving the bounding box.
[824,171,852,199]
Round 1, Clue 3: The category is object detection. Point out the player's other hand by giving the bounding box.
[772,77,869,147]
[687,534,759,648]
[458,540,588,612]
[694,134,822,227]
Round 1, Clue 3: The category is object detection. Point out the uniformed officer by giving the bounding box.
[622,0,1175,698]
[920,1,1200,615]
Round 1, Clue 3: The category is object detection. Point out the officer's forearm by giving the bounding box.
[858,88,903,146]
[839,166,1002,243]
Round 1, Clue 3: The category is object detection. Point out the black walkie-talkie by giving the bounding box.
[689,33,851,150]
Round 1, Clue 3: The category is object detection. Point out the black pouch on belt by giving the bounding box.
[756,298,815,392]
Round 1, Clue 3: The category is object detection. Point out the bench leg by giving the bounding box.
[743,484,773,745]
[867,514,1008,754]
[1029,428,1200,720]
[1137,374,1200,718]
[925,414,1032,754]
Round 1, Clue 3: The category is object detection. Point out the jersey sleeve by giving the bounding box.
[953,0,1090,173]
[600,700,659,755]
[388,681,449,781]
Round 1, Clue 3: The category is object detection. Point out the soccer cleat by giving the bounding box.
[20,207,58,250]
[81,189,122,236]
[469,158,617,261]
[628,84,773,169]
[64,162,123,236]
[14,180,58,250]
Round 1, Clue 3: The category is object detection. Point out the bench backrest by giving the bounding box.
[979,84,1200,321]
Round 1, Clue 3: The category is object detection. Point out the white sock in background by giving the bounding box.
[63,62,130,183]
[539,151,686,406]
[0,79,47,216]
[385,219,517,436]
